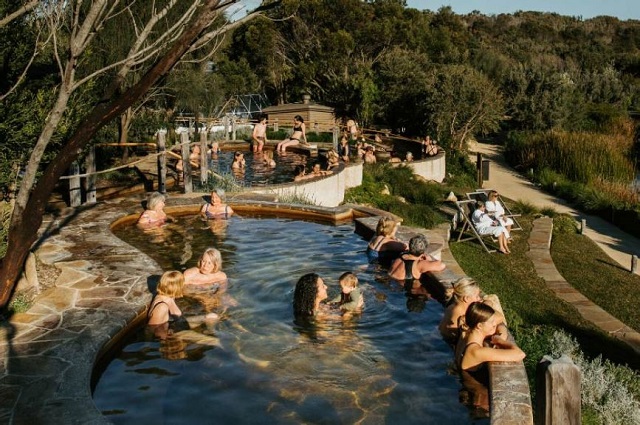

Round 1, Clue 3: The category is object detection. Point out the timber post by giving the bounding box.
[69,161,81,207]
[223,116,230,141]
[535,355,581,425]
[200,130,208,186]
[157,130,167,194]
[476,152,483,188]
[85,146,96,204]
[231,117,237,141]
[180,132,192,194]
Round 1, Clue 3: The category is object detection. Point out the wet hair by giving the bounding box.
[452,277,480,303]
[293,273,321,316]
[339,272,358,289]
[147,192,166,211]
[293,164,306,177]
[157,270,184,298]
[376,216,397,237]
[198,248,222,273]
[464,302,495,330]
[408,235,429,256]
[294,115,304,123]
[210,189,225,203]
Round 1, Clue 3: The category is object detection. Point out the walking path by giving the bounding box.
[470,142,640,353]
[471,142,640,275]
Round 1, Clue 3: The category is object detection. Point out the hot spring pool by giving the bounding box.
[202,150,308,187]
[93,216,479,424]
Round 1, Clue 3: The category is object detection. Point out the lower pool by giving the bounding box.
[93,216,480,424]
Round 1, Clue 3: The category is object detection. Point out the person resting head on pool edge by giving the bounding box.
[293,273,328,317]
[184,247,228,290]
[201,189,234,219]
[457,302,524,372]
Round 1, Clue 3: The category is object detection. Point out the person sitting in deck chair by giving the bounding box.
[471,201,510,254]
[485,190,513,234]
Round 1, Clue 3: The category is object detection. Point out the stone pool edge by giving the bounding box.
[0,196,531,424]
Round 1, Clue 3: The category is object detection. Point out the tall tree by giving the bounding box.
[0,0,277,308]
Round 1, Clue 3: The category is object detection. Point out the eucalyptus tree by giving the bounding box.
[0,0,278,308]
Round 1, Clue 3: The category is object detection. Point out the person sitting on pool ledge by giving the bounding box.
[201,189,234,219]
[137,191,174,229]
[277,115,308,152]
[293,273,328,317]
[184,248,228,291]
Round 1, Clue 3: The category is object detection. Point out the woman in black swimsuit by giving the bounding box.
[456,302,524,373]
[277,115,307,152]
[148,271,188,328]
[388,235,445,281]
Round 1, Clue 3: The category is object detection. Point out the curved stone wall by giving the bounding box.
[249,161,363,207]
[395,151,446,182]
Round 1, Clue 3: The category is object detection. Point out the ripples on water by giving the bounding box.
[205,150,308,187]
[94,217,483,424]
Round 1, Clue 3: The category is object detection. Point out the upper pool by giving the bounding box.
[198,150,308,187]
[93,215,478,424]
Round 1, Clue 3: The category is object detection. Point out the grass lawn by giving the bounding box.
[551,220,640,332]
[450,215,640,380]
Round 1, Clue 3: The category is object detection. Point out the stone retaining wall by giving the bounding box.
[393,152,446,182]
[250,162,362,207]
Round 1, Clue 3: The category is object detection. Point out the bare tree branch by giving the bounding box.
[0,0,39,29]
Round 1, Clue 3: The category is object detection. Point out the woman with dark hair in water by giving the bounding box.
[293,273,328,317]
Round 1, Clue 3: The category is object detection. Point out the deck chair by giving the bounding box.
[453,199,497,253]
[467,189,522,231]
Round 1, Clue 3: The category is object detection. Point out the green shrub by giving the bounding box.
[345,163,447,229]
[550,330,640,424]
[553,214,578,234]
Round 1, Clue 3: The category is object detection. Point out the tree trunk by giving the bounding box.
[119,107,132,162]
[0,0,231,308]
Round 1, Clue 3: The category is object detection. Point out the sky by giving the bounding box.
[405,0,639,21]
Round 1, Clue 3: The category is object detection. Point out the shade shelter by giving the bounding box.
[261,95,336,132]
